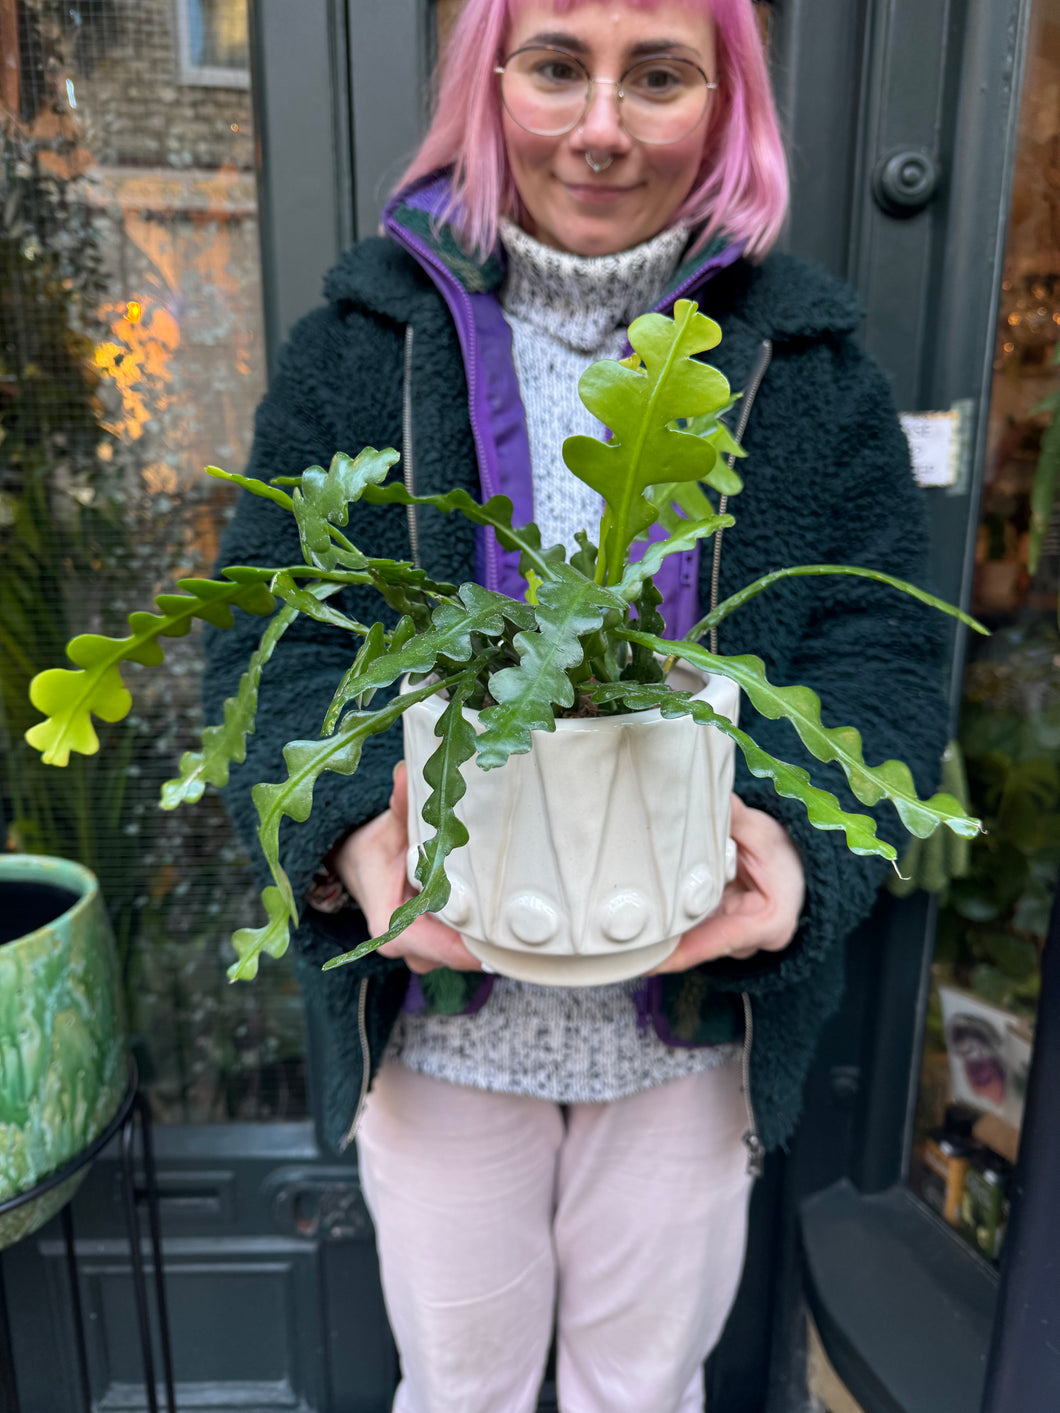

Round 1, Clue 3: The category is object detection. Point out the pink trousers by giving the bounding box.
[356,1057,753,1413]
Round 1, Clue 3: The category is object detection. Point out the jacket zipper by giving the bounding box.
[339,977,372,1152]
[402,325,421,568]
[740,991,765,1178]
[709,338,773,654]
[383,223,501,591]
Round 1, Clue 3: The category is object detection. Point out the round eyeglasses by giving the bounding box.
[495,47,718,146]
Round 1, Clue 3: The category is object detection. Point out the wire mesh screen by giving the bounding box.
[0,0,308,1123]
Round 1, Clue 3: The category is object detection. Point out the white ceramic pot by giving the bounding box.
[402,665,739,986]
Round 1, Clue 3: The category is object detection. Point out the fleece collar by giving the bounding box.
[321,170,865,342]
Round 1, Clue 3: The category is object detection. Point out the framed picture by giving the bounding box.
[174,0,250,88]
[938,985,1033,1131]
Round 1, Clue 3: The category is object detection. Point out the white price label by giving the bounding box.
[900,409,961,489]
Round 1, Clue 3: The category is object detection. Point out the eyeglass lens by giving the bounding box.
[499,48,712,145]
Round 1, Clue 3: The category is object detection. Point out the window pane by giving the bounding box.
[1,0,306,1123]
[187,0,250,73]
[908,0,1058,1261]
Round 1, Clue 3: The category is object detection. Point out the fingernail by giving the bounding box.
[479,962,496,974]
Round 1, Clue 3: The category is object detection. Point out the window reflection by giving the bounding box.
[1,0,305,1122]
[910,0,1058,1262]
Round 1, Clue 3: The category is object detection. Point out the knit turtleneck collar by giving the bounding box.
[498,218,690,354]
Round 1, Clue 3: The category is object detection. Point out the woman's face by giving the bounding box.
[500,1,717,256]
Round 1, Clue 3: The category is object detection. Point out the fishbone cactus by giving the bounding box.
[26,300,986,980]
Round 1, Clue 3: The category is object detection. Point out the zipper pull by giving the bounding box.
[743,1130,765,1179]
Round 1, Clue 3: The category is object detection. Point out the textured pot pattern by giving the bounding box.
[0,855,127,1249]
[403,670,740,986]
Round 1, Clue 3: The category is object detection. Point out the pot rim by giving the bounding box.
[0,854,100,949]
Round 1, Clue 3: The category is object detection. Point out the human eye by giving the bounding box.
[626,58,694,100]
[528,51,583,87]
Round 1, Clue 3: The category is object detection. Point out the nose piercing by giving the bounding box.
[585,151,613,173]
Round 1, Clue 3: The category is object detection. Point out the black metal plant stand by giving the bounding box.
[0,1059,176,1413]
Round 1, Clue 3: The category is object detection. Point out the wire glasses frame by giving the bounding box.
[495,46,719,146]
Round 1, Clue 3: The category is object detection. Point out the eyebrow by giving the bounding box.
[520,31,700,60]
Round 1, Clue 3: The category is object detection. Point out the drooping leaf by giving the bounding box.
[26,574,277,766]
[586,682,897,860]
[622,630,983,841]
[688,563,988,642]
[323,672,480,969]
[228,673,465,981]
[162,597,305,808]
[475,565,626,769]
[562,299,735,583]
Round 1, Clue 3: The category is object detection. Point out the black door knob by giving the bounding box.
[873,147,941,216]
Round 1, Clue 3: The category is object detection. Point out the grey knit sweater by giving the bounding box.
[387,222,737,1101]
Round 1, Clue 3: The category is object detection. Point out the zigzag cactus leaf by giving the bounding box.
[562,299,733,583]
[622,631,983,840]
[322,584,534,736]
[292,448,398,569]
[323,673,480,969]
[25,576,277,766]
[361,481,564,586]
[475,566,626,769]
[267,572,373,636]
[205,464,295,512]
[689,563,989,641]
[322,621,390,731]
[587,682,896,859]
[616,512,734,601]
[162,582,348,809]
[162,601,301,809]
[229,673,467,980]
[228,885,296,982]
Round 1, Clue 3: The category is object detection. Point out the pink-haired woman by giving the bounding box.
[206,1,947,1408]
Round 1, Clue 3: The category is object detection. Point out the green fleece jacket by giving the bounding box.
[204,227,948,1155]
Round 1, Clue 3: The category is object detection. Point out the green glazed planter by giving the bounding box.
[0,854,127,1250]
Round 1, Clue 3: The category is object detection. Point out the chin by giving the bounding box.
[551,219,653,258]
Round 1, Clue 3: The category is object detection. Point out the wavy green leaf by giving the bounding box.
[162,601,300,809]
[26,576,276,766]
[323,673,480,969]
[205,464,294,512]
[586,682,896,859]
[616,512,734,601]
[562,299,734,584]
[688,563,988,641]
[322,584,532,737]
[292,448,398,570]
[361,481,567,588]
[622,630,983,840]
[322,621,389,732]
[228,674,464,981]
[475,566,626,769]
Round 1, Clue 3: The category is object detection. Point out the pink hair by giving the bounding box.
[396,0,788,260]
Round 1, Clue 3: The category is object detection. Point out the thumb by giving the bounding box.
[389,760,409,817]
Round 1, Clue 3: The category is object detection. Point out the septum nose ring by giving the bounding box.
[585,151,614,173]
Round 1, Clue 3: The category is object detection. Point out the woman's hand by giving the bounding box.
[332,763,482,975]
[650,796,805,974]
